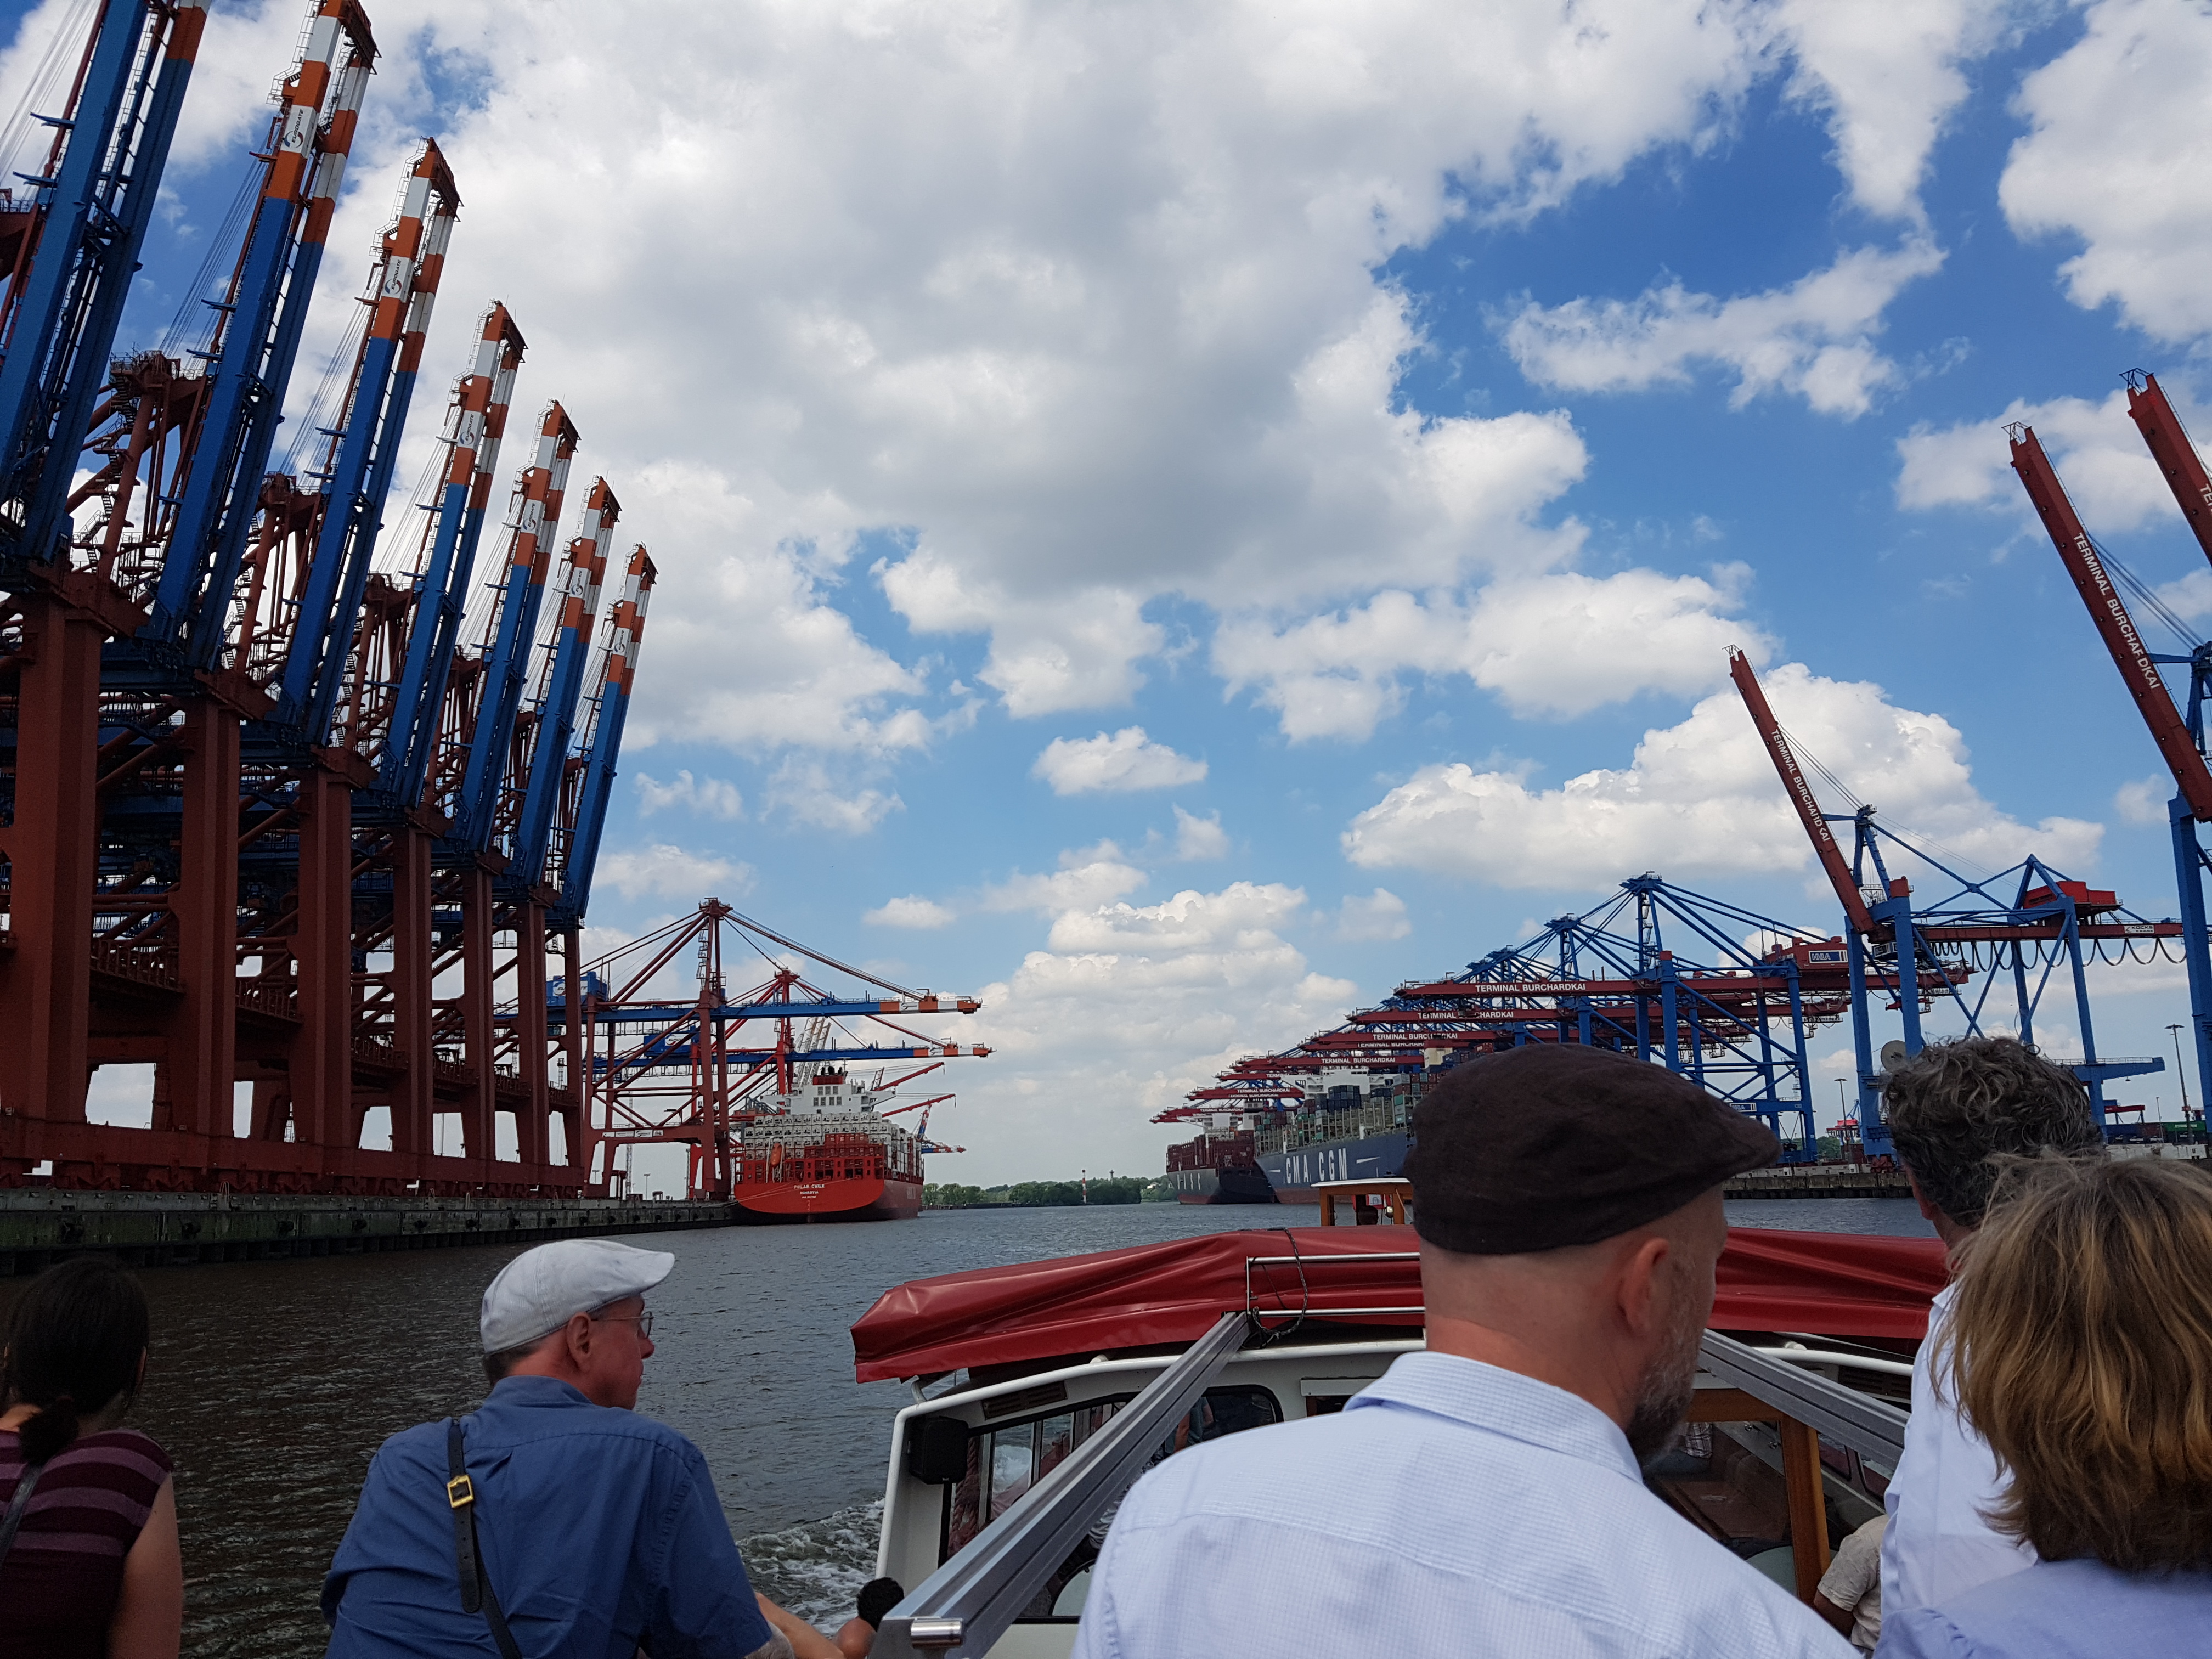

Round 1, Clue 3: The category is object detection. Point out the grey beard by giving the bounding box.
[1624,1308,1704,1463]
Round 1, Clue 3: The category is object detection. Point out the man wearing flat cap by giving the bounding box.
[323,1239,835,1658]
[1075,1045,1854,1659]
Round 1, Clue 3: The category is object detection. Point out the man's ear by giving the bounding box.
[1615,1233,1673,1339]
[563,1310,595,1366]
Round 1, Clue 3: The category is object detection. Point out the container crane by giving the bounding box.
[0,0,205,579]
[443,402,578,845]
[0,0,653,1200]
[506,479,618,889]
[280,139,459,742]
[1730,650,2174,1146]
[2011,389,2212,1113]
[156,0,376,659]
[387,303,526,806]
[572,900,989,1198]
[0,0,206,1123]
[549,544,655,927]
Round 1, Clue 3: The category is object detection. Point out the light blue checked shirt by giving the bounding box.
[1073,1349,1854,1659]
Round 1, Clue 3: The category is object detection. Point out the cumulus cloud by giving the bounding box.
[2001,0,2212,341]
[1333,887,1412,941]
[872,840,1149,930]
[1502,240,1945,418]
[635,770,745,820]
[980,843,1150,917]
[1215,566,1775,740]
[1170,806,1230,862]
[1031,726,1208,795]
[139,0,1825,753]
[935,881,1359,1177]
[1894,390,2174,529]
[597,844,754,902]
[2116,774,2175,827]
[1342,662,2102,892]
[765,758,903,834]
[864,895,957,929]
[1775,0,2010,224]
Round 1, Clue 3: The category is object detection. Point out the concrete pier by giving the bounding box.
[1724,1166,1916,1200]
[0,1190,739,1276]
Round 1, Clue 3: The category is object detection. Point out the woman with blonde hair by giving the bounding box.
[1877,1155,2212,1656]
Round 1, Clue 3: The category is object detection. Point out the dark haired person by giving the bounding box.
[1874,1036,2104,1621]
[1073,1045,1853,1658]
[1876,1156,2212,1656]
[0,1255,182,1659]
[835,1577,904,1657]
[323,1237,837,1658]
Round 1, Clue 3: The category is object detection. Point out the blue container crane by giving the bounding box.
[0,0,204,579]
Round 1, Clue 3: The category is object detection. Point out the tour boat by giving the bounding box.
[848,1216,1944,1657]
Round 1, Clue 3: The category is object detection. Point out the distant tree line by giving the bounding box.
[923,1176,1153,1208]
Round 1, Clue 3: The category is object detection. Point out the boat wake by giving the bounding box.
[740,1502,884,1627]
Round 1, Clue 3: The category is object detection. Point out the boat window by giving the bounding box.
[938,1385,1283,1619]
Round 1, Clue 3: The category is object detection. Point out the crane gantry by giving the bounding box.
[0,0,658,1197]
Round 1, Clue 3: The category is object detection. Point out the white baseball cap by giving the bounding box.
[479,1238,676,1353]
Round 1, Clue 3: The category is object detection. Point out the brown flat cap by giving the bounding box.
[1407,1044,1780,1254]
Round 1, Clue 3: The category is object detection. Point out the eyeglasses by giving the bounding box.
[591,1309,654,1341]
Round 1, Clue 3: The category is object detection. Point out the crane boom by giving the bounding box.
[2008,424,2212,821]
[1727,650,1878,934]
[2125,372,2212,566]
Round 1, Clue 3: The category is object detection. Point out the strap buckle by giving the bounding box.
[446,1474,475,1509]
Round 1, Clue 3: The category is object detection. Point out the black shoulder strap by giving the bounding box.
[0,1460,46,1568]
[445,1419,524,1659]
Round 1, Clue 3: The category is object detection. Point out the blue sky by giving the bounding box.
[13,0,2212,1186]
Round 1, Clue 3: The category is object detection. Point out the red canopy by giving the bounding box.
[850,1225,1948,1383]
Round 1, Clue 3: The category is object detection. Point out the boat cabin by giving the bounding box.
[849,1225,1941,1658]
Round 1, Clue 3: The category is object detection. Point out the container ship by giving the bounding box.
[1163,1125,1278,1204]
[732,1065,926,1222]
[1166,1080,1417,1203]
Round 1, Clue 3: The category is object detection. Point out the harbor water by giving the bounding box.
[0,1198,1933,1655]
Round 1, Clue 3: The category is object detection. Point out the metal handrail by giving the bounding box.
[1243,1250,1424,1321]
[872,1310,1253,1657]
[1700,1329,1909,1463]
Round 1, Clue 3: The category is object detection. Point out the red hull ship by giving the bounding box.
[733,1119,926,1223]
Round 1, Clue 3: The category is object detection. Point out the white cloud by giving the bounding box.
[1502,239,1945,418]
[2001,0,2212,341]
[935,881,1358,1178]
[1215,566,1775,740]
[148,0,1814,748]
[980,843,1149,917]
[1031,726,1207,795]
[1171,806,1230,862]
[765,758,903,834]
[2117,774,2174,827]
[635,770,745,820]
[864,895,957,929]
[878,840,1151,930]
[1775,0,2010,224]
[1894,390,2173,529]
[597,844,754,902]
[1334,887,1412,941]
[1342,661,2102,891]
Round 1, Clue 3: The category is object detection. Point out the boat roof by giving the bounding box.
[849,1224,1948,1383]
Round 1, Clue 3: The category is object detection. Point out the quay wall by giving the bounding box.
[0,1192,739,1277]
[1725,1167,1915,1200]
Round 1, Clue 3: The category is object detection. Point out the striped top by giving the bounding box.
[0,1425,173,1659]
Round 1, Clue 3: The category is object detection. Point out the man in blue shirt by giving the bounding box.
[323,1239,834,1658]
[1074,1045,1856,1659]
